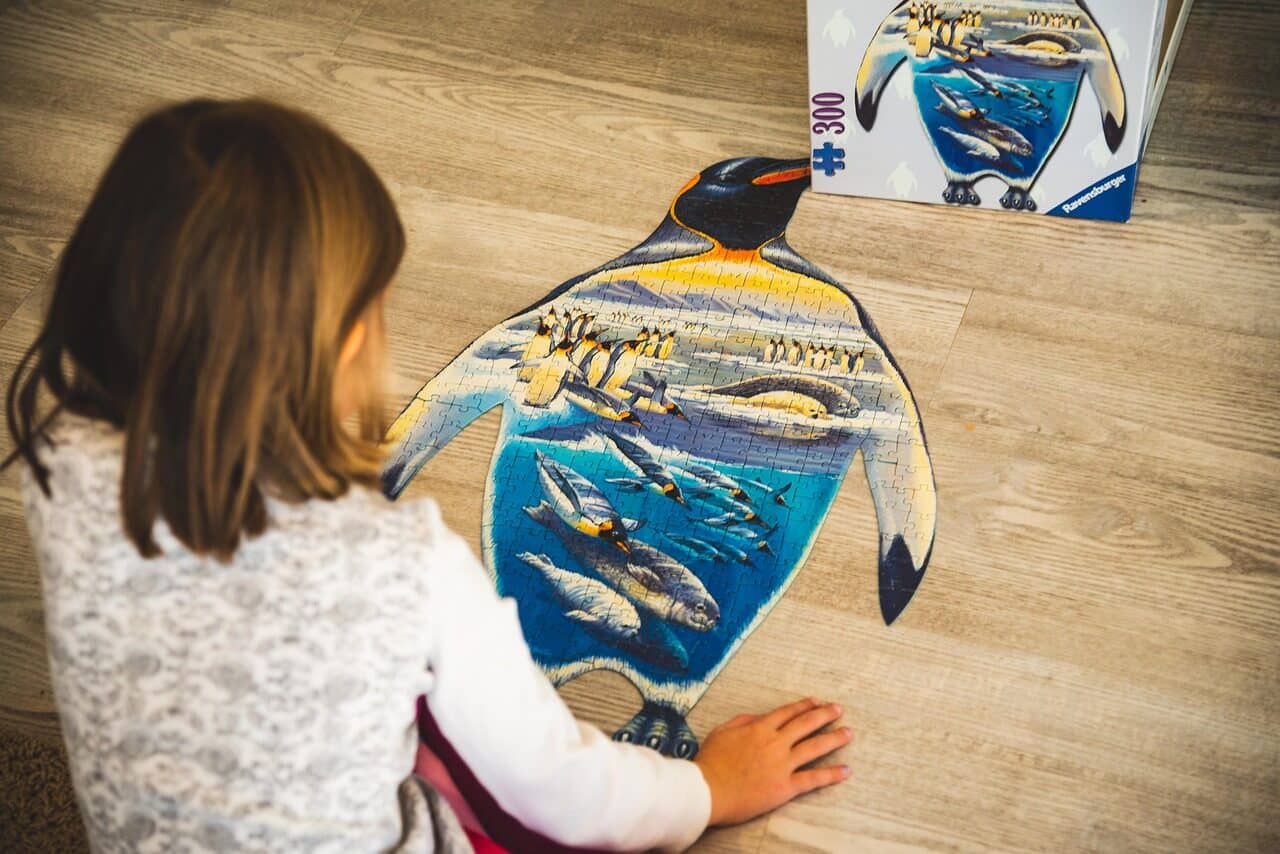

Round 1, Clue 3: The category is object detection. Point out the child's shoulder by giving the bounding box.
[269,482,448,552]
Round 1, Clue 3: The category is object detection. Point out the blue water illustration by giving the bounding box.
[855,2,1128,211]
[914,57,1079,182]
[487,424,843,688]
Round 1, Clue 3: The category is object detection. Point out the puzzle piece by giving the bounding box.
[382,158,937,757]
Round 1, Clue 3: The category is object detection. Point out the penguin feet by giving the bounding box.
[999,187,1037,212]
[942,181,981,206]
[613,702,699,758]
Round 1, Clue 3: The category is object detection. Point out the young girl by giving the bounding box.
[6,99,851,853]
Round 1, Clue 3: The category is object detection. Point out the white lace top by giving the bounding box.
[22,414,710,853]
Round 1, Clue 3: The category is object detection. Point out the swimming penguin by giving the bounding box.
[931,82,986,120]
[623,371,687,420]
[518,322,554,381]
[535,451,639,553]
[664,533,728,564]
[743,478,793,507]
[699,510,771,531]
[563,381,643,426]
[600,428,688,507]
[680,461,753,504]
[859,2,1128,210]
[515,337,580,406]
[599,339,641,390]
[383,157,936,759]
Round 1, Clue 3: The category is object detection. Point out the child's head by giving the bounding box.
[6,98,404,559]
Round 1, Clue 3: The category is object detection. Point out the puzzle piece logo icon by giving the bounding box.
[812,142,847,177]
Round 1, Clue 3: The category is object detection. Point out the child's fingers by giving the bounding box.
[790,726,852,767]
[780,703,843,743]
[760,697,819,729]
[791,764,851,795]
[714,713,758,732]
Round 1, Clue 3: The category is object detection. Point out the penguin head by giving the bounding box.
[555,338,573,353]
[597,520,631,554]
[670,157,811,251]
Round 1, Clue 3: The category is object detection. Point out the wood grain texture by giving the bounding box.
[0,0,1276,851]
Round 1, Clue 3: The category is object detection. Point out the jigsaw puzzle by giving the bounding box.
[382,157,937,758]
[809,0,1167,220]
[854,1,1126,211]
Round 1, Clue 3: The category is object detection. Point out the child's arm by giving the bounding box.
[422,522,708,851]
[419,507,850,851]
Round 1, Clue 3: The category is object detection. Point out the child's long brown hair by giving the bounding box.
[4,99,405,559]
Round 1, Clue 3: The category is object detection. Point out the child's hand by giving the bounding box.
[694,697,851,826]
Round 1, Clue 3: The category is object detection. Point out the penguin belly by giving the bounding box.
[524,360,570,406]
[914,61,1083,193]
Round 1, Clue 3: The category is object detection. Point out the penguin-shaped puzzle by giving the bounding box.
[856,1,1126,210]
[383,157,937,757]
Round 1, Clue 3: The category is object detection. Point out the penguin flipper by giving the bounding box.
[1076,0,1127,150]
[855,1,912,131]
[860,361,937,625]
[381,334,514,499]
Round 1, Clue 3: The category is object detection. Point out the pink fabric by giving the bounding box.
[464,828,509,854]
[415,697,608,854]
[415,741,483,833]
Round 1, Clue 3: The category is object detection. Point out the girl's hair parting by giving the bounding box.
[4,98,405,560]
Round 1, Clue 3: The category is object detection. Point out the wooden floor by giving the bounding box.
[1,1,1277,851]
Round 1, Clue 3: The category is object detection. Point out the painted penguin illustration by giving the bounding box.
[599,339,641,390]
[856,0,1126,210]
[514,337,579,407]
[535,451,639,554]
[516,322,553,381]
[382,157,936,757]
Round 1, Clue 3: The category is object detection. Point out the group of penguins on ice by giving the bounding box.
[514,306,683,422]
[759,337,868,375]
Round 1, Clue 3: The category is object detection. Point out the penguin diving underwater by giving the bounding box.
[855,0,1127,210]
[381,156,936,757]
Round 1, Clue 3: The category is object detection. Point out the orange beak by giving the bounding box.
[752,165,812,186]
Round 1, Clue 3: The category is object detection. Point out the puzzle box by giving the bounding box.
[807,1,1193,222]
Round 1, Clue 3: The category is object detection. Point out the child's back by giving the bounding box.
[9,98,851,854]
[27,413,453,850]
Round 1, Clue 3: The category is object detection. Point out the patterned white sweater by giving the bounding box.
[22,414,710,853]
